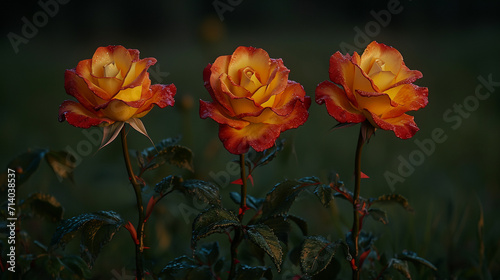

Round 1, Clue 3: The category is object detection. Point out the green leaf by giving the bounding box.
[2,148,48,187]
[229,192,264,211]
[181,180,221,206]
[371,194,414,212]
[194,242,220,266]
[314,184,334,207]
[44,150,77,182]
[19,193,64,222]
[137,137,194,173]
[389,258,411,280]
[358,231,376,251]
[300,236,338,276]
[260,216,291,244]
[368,208,388,225]
[399,250,437,271]
[159,256,213,280]
[50,210,125,267]
[192,207,240,248]
[234,264,273,280]
[246,224,283,271]
[155,176,221,206]
[247,138,285,170]
[155,175,184,194]
[261,177,321,220]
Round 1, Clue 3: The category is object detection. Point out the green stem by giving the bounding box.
[121,128,145,280]
[238,154,247,221]
[351,128,365,280]
[229,154,248,279]
[228,229,242,280]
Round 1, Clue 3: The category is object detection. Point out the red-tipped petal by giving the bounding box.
[382,84,428,118]
[365,110,419,139]
[219,123,281,154]
[64,69,105,110]
[328,52,358,105]
[133,83,176,118]
[58,100,113,128]
[200,100,249,129]
[315,81,365,123]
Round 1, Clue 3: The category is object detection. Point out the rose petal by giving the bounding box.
[228,47,271,85]
[122,58,156,88]
[365,110,419,139]
[360,42,403,78]
[239,66,263,93]
[355,89,396,116]
[381,84,428,118]
[200,100,249,129]
[90,46,134,77]
[209,57,231,103]
[76,59,117,101]
[353,62,380,93]
[360,41,422,88]
[259,81,308,117]
[329,52,358,105]
[64,69,106,110]
[219,123,281,154]
[229,96,263,115]
[315,81,365,123]
[113,86,144,104]
[244,95,310,127]
[101,99,139,122]
[220,73,252,98]
[260,58,289,100]
[134,83,176,118]
[58,100,113,128]
[369,70,396,92]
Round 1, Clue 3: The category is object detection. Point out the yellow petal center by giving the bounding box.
[239,67,262,94]
[104,62,124,79]
[367,59,385,77]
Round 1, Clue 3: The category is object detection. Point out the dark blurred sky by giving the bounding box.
[2,0,500,45]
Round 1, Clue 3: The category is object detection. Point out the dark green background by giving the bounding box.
[2,0,499,278]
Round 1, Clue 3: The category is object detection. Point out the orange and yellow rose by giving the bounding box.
[200,46,311,154]
[316,41,428,139]
[59,45,176,128]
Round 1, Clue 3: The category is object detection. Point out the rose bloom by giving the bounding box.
[200,46,311,154]
[59,45,176,128]
[316,41,428,139]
